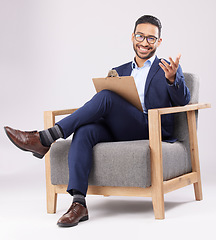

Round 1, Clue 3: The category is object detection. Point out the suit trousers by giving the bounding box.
[56,90,149,196]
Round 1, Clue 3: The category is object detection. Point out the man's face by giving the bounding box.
[132,23,162,61]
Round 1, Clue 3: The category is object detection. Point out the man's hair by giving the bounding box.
[134,15,162,38]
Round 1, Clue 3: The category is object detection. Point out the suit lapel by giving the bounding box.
[122,62,132,76]
[144,56,161,95]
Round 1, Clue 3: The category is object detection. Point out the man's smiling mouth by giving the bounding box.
[137,45,152,54]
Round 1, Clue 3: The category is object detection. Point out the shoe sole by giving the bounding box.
[4,127,44,159]
[57,215,89,227]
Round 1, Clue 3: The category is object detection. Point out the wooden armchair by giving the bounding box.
[43,73,210,219]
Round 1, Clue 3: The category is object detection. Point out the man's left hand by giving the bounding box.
[159,54,181,84]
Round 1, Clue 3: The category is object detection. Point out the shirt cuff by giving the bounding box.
[166,78,174,86]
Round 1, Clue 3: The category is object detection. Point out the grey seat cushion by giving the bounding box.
[50,139,191,188]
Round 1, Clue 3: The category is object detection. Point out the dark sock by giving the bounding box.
[39,124,64,147]
[70,189,86,208]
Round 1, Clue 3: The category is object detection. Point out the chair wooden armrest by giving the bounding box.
[148,102,211,219]
[149,103,211,115]
[44,108,79,129]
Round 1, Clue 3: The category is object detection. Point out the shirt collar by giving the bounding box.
[132,55,156,69]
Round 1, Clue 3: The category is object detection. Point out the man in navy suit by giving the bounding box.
[4,15,190,227]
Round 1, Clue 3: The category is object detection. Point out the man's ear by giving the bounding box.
[157,38,162,47]
[131,33,135,42]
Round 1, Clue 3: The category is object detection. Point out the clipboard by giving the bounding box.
[92,76,143,112]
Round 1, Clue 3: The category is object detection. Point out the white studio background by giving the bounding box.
[0,0,215,239]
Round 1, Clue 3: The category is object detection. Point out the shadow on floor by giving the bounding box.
[87,196,192,220]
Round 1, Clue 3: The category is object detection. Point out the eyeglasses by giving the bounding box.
[134,34,158,44]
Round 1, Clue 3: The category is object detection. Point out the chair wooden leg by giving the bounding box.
[44,111,58,213]
[193,182,202,201]
[187,111,203,201]
[148,109,165,219]
[46,184,57,214]
[152,191,165,219]
[45,151,57,213]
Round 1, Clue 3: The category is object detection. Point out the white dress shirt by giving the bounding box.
[131,55,156,112]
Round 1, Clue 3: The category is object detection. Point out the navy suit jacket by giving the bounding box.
[113,56,191,141]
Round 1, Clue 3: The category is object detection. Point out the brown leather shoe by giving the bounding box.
[4,126,50,159]
[57,202,89,227]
